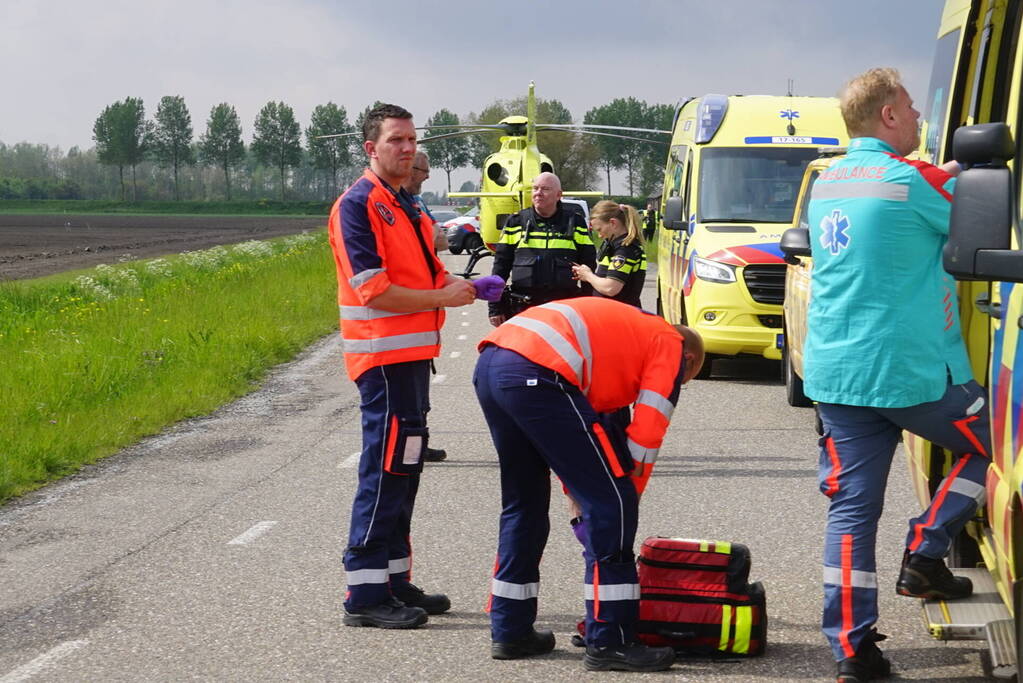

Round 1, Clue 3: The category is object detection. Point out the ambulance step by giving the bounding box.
[922,568,1010,640]
[921,568,1016,678]
[985,618,1016,679]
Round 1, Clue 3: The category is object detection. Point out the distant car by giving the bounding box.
[429,210,460,225]
[444,208,482,255]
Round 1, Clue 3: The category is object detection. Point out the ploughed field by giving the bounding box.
[0,214,327,280]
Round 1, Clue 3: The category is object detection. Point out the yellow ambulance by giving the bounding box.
[656,95,847,376]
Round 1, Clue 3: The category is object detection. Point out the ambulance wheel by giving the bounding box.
[783,335,812,407]
[449,245,462,255]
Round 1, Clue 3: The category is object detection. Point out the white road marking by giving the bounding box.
[1,640,88,683]
[461,311,469,316]
[432,374,447,384]
[461,322,469,327]
[228,521,278,545]
[449,351,462,359]
[338,450,361,469]
[457,334,467,341]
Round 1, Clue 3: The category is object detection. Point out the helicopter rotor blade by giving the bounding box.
[539,123,671,135]
[418,129,500,143]
[536,128,670,146]
[415,124,508,131]
[314,131,362,140]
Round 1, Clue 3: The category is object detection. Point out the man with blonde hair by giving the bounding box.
[805,68,990,682]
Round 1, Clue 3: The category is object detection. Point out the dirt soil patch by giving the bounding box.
[0,214,327,281]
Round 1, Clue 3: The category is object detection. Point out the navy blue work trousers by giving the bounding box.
[474,345,640,647]
[818,379,991,661]
[343,360,430,610]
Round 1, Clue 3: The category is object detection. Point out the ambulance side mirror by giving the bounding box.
[663,196,686,230]
[780,227,811,265]
[945,123,1023,283]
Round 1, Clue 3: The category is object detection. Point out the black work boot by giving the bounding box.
[836,629,891,682]
[491,628,556,660]
[896,551,973,600]
[423,447,447,462]
[584,642,675,672]
[391,583,451,615]
[343,597,428,629]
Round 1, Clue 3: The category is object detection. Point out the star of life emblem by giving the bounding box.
[820,209,851,256]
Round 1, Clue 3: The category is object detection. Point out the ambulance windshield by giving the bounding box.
[698,147,819,223]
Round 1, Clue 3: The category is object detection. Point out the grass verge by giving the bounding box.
[0,231,337,503]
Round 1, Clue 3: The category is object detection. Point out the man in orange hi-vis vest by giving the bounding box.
[329,103,477,630]
[473,297,704,672]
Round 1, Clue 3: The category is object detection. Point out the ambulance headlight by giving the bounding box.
[692,256,736,283]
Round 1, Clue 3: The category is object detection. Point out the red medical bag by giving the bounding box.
[636,537,767,657]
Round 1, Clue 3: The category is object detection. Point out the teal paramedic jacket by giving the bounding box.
[803,137,973,408]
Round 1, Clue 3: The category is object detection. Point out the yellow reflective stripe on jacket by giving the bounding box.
[499,226,523,245]
[574,228,594,245]
[519,237,576,250]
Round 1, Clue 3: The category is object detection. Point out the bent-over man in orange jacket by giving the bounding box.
[473,297,704,672]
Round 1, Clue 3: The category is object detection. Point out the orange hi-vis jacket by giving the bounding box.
[480,297,685,493]
[329,170,447,381]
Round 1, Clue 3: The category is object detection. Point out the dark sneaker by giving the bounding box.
[896,551,973,600]
[423,447,447,462]
[343,597,428,629]
[391,583,451,615]
[584,642,675,672]
[491,628,556,660]
[836,629,891,682]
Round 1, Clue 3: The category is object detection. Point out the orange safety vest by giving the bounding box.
[480,297,684,493]
[329,170,447,381]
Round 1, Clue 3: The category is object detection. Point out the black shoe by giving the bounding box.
[423,447,447,462]
[571,634,586,648]
[391,583,451,615]
[343,597,428,629]
[491,628,556,660]
[896,551,973,600]
[836,629,891,682]
[584,642,675,672]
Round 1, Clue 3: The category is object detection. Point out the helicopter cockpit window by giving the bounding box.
[487,162,509,186]
[540,162,553,174]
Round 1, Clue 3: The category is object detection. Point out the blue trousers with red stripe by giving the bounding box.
[818,380,990,661]
[343,360,430,610]
[474,346,640,647]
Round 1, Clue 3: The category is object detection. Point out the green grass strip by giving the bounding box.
[0,231,338,503]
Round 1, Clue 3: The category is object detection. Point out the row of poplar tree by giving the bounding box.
[0,95,674,203]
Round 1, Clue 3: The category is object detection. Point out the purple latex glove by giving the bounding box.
[570,516,587,546]
[473,275,506,302]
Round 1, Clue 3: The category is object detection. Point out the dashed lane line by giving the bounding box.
[338,451,361,469]
[1,640,88,683]
[449,351,462,359]
[227,521,278,546]
[432,374,447,384]
[457,335,467,341]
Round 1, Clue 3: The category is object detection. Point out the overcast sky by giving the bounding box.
[2,0,943,195]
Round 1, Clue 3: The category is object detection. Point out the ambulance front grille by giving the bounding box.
[743,264,786,305]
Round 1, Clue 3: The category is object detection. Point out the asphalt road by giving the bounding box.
[0,259,992,682]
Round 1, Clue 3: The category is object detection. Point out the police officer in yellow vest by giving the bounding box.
[488,172,596,326]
